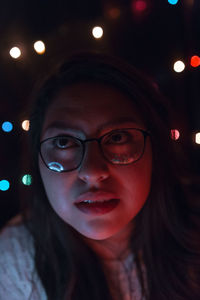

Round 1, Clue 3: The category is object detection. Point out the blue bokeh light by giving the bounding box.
[0,180,10,191]
[168,0,179,4]
[2,121,13,132]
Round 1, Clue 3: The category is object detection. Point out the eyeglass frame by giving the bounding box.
[39,127,150,173]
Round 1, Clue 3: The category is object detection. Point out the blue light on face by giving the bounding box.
[48,162,64,172]
[0,180,10,191]
[2,121,13,132]
[168,0,179,4]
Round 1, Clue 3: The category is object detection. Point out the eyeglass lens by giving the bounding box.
[40,129,145,172]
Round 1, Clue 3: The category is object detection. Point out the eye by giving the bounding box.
[53,136,75,149]
[107,131,129,144]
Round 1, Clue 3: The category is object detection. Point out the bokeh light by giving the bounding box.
[22,120,30,131]
[132,0,148,13]
[195,132,200,145]
[9,47,21,59]
[168,0,179,4]
[186,0,194,6]
[0,180,10,191]
[173,60,185,73]
[190,55,200,68]
[106,7,121,19]
[92,26,103,39]
[170,129,180,140]
[2,121,13,132]
[34,40,45,54]
[22,174,32,186]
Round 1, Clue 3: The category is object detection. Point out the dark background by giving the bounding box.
[0,0,200,228]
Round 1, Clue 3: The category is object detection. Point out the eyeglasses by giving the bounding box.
[39,128,150,173]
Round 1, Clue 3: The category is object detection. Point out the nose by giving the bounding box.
[77,140,110,184]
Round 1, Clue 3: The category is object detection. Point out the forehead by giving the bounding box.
[41,82,145,137]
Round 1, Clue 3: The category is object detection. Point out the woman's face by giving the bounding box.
[39,82,152,240]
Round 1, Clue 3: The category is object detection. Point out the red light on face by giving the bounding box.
[132,0,147,13]
[170,129,180,140]
[190,55,200,67]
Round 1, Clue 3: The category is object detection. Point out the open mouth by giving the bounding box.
[75,198,120,215]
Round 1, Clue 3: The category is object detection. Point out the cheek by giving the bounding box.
[119,143,152,206]
[123,166,151,200]
[38,158,72,214]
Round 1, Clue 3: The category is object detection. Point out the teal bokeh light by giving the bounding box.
[2,121,13,132]
[168,0,179,4]
[22,174,32,186]
[0,180,10,191]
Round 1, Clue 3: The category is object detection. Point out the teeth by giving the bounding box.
[82,199,110,204]
[83,200,94,203]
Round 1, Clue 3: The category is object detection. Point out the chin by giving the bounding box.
[79,226,124,241]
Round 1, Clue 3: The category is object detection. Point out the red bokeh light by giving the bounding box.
[132,0,147,13]
[170,129,180,141]
[190,55,200,68]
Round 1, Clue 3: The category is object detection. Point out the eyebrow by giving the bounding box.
[98,117,140,132]
[44,117,141,136]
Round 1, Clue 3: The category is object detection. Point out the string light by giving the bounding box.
[106,7,121,19]
[22,120,30,131]
[186,0,194,6]
[190,55,200,68]
[2,121,13,132]
[22,174,32,186]
[170,129,180,140]
[132,0,148,13]
[9,47,21,59]
[168,0,179,4]
[195,132,200,145]
[92,26,103,39]
[173,60,185,73]
[0,180,10,191]
[34,41,45,54]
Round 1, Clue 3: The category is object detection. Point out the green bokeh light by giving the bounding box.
[22,174,32,186]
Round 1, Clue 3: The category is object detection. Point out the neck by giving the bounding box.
[82,222,134,261]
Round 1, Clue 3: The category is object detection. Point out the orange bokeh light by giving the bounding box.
[107,7,121,19]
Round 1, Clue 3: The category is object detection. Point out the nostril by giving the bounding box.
[77,152,109,183]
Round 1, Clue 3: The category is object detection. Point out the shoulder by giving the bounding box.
[0,215,34,255]
[0,215,47,300]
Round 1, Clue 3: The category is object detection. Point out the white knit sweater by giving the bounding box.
[0,216,146,300]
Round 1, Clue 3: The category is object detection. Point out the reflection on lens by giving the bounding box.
[110,154,135,164]
[48,162,64,172]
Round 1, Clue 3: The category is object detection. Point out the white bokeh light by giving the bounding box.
[9,47,21,59]
[173,60,185,73]
[195,132,200,145]
[34,40,45,54]
[92,26,103,39]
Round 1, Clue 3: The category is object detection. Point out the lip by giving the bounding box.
[75,199,120,215]
[75,191,118,204]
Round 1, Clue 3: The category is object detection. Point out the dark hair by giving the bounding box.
[23,52,200,300]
